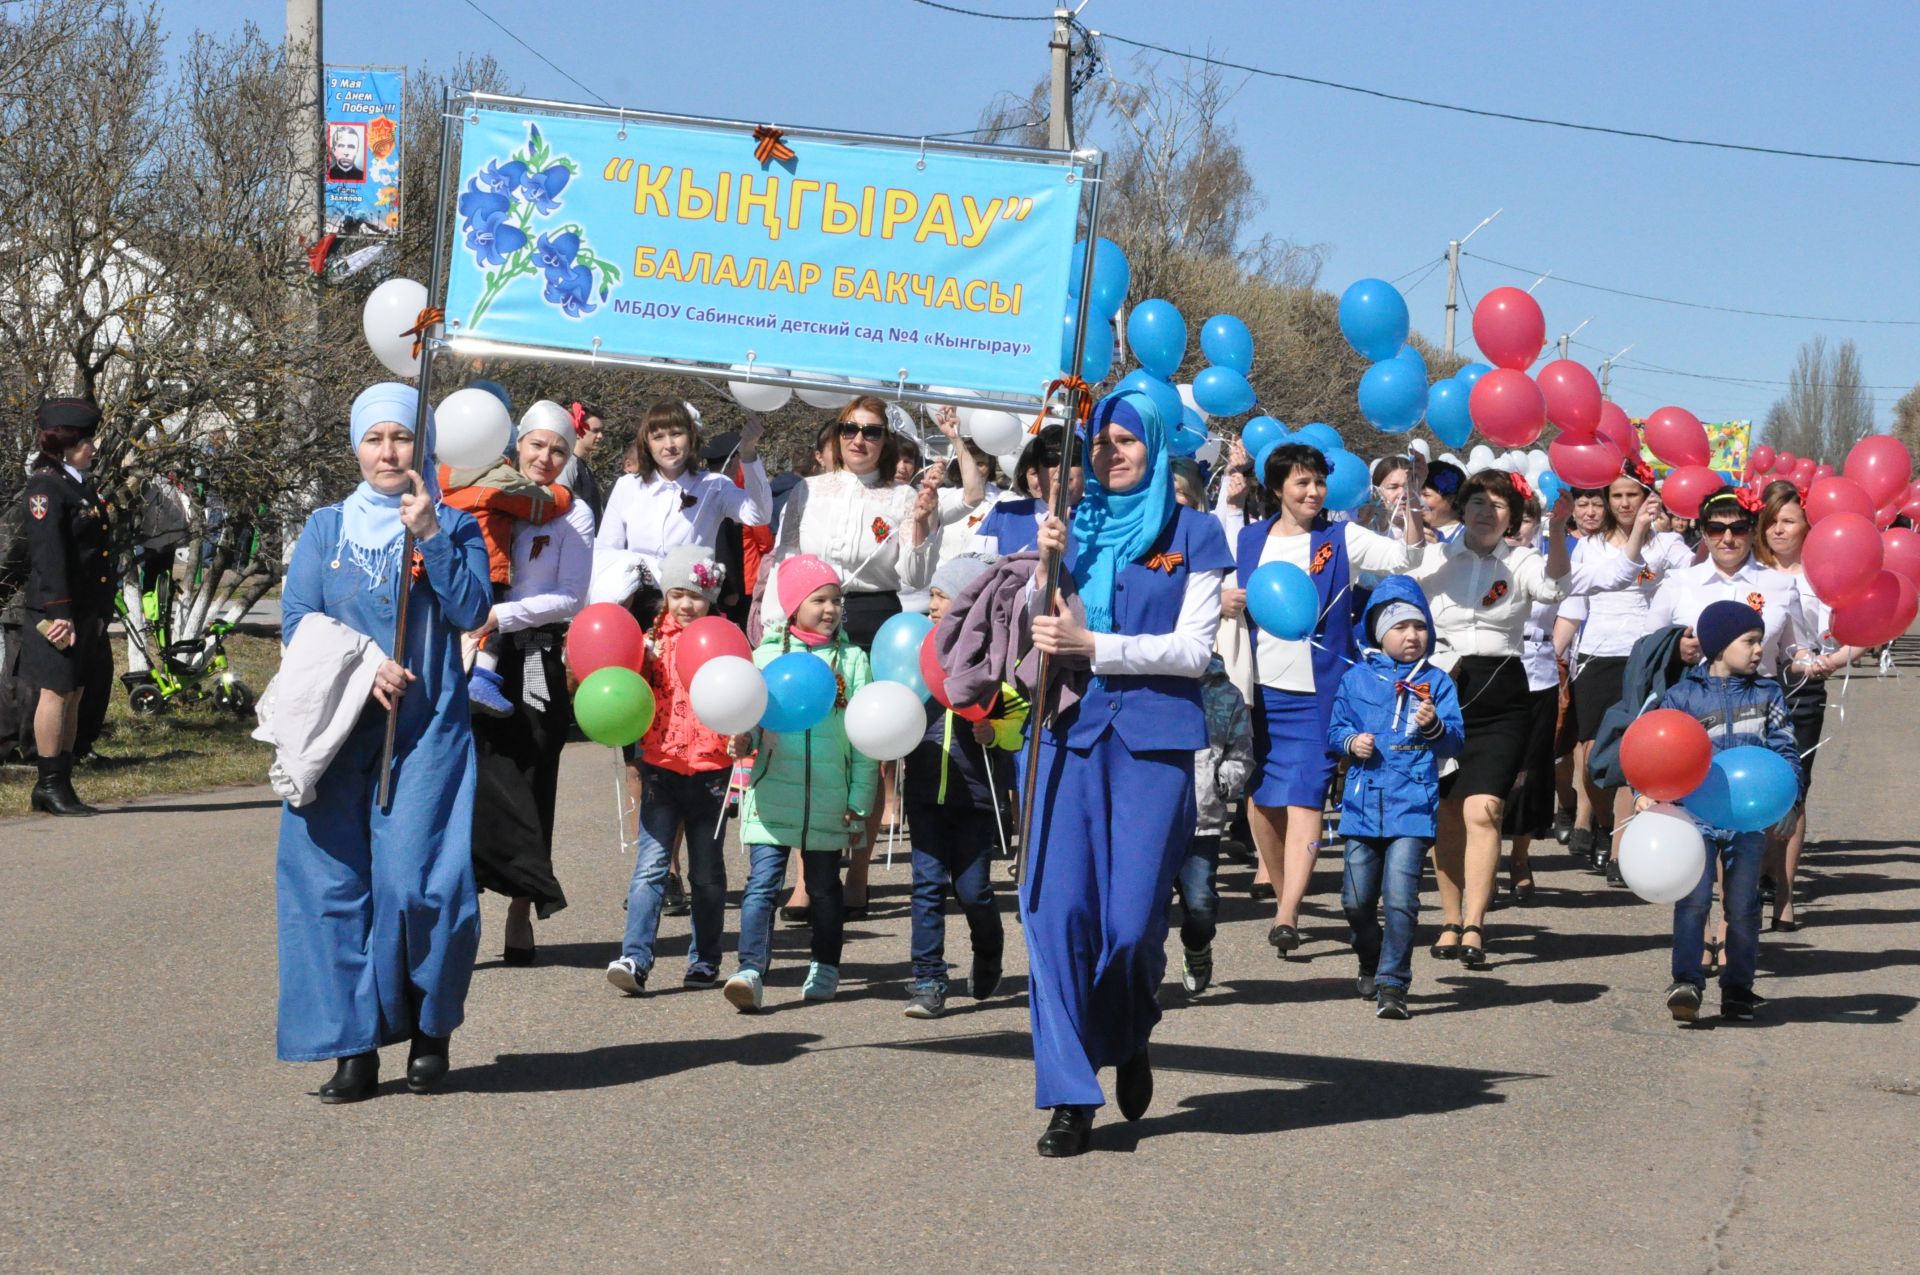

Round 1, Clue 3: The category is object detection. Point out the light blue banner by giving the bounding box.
[324,66,402,237]
[443,108,1083,398]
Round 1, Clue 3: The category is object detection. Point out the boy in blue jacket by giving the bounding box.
[1645,599,1801,1024]
[1327,575,1465,1019]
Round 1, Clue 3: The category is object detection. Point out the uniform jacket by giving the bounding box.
[735,624,879,852]
[1657,664,1803,825]
[21,464,114,619]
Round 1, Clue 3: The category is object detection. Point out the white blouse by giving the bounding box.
[1646,556,1808,677]
[496,497,595,632]
[1253,523,1424,691]
[1561,531,1695,659]
[1521,598,1562,692]
[765,469,937,622]
[595,460,772,583]
[1412,536,1569,662]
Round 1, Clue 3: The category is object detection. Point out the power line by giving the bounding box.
[906,0,1048,20]
[456,0,611,106]
[1469,252,1920,327]
[1388,255,1443,285]
[1399,257,1447,297]
[1569,339,1912,392]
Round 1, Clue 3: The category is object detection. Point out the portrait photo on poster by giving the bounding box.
[327,121,366,183]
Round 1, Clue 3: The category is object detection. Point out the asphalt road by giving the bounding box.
[4,676,1917,1272]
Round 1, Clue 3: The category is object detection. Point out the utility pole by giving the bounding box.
[1442,208,1502,357]
[1599,343,1634,401]
[1049,7,1073,151]
[287,0,323,253]
[1559,333,1570,361]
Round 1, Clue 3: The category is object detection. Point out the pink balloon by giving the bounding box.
[1804,476,1877,524]
[1845,435,1915,508]
[1468,368,1547,446]
[1660,465,1727,520]
[1595,401,1637,458]
[566,602,647,679]
[1471,288,1546,372]
[1536,360,1602,437]
[1549,435,1624,489]
[1877,504,1899,530]
[1643,406,1709,468]
[1803,512,1885,607]
[1748,444,1776,476]
[1812,463,1835,481]
[1882,527,1920,587]
[1791,458,1817,489]
[1774,450,1797,474]
[1829,570,1917,648]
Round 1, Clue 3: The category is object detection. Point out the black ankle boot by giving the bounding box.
[1116,1044,1154,1121]
[30,753,95,817]
[406,1034,450,1094]
[1036,1105,1094,1157]
[318,1051,380,1103]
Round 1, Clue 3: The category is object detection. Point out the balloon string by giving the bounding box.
[613,745,637,857]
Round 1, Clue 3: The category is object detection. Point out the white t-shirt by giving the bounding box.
[1252,523,1424,691]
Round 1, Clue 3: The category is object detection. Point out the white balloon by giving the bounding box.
[519,399,573,444]
[844,681,928,762]
[969,409,1024,456]
[1618,803,1708,904]
[1176,382,1210,426]
[997,451,1023,482]
[688,656,769,736]
[363,278,428,377]
[1438,452,1461,468]
[1195,438,1223,466]
[727,365,792,413]
[796,373,854,410]
[435,387,514,468]
[1408,438,1431,459]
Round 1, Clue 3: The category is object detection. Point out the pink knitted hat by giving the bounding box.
[777,554,842,618]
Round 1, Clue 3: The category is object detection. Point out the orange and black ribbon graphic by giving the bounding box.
[1144,551,1185,575]
[1480,579,1510,607]
[1309,543,1335,576]
[1029,375,1094,435]
[1394,680,1432,700]
[753,125,795,166]
[401,306,445,360]
[1747,591,1766,613]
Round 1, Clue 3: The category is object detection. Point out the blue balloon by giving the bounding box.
[1683,745,1798,833]
[1338,278,1410,362]
[1191,365,1256,417]
[1426,377,1473,448]
[1199,314,1254,375]
[1170,423,1208,457]
[1253,438,1284,482]
[1357,358,1428,434]
[1295,422,1345,455]
[1126,298,1187,378]
[1061,307,1115,383]
[871,611,934,698]
[1242,415,1286,459]
[1395,344,1428,377]
[1455,362,1493,392]
[1114,369,1182,426]
[1245,560,1320,640]
[1069,236,1130,316]
[1535,471,1566,509]
[760,650,838,734]
[1325,448,1370,510]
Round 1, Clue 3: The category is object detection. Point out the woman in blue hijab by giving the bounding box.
[1020,390,1232,1157]
[274,383,492,1103]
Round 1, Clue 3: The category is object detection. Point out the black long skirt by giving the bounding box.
[471,634,571,918]
[1502,685,1560,837]
[1440,656,1532,801]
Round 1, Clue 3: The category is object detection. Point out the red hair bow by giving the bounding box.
[1508,472,1533,504]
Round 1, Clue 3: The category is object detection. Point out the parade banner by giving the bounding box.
[1637,419,1751,477]
[441,103,1087,399]
[324,66,403,237]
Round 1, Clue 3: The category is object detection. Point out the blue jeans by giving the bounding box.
[1175,833,1221,951]
[1672,829,1764,991]
[908,803,1004,985]
[1340,835,1430,991]
[620,765,730,974]
[737,846,846,972]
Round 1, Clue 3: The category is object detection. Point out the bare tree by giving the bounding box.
[1762,336,1876,464]
[1891,382,1920,462]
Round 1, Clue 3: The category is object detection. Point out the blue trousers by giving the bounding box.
[1021,734,1194,1111]
[907,802,1004,985]
[1175,833,1220,952]
[1340,835,1429,991]
[1673,829,1764,991]
[621,765,730,975]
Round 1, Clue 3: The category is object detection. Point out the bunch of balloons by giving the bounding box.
[1776,434,1919,646]
[1060,237,1130,384]
[1339,279,1430,436]
[566,603,657,746]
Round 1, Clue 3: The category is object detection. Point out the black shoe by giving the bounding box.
[1356,972,1377,1000]
[662,872,690,917]
[502,942,536,967]
[1605,858,1626,887]
[1375,986,1410,1020]
[1267,923,1300,954]
[1768,916,1801,933]
[683,964,722,987]
[1036,1106,1094,1158]
[844,904,870,923]
[1249,881,1275,901]
[1458,925,1486,968]
[1721,985,1766,1021]
[1665,980,1703,1023]
[29,753,96,817]
[1181,945,1213,996]
[969,954,1003,1000]
[1567,827,1593,864]
[1510,877,1536,905]
[318,1051,380,1104]
[779,905,811,925]
[1116,1045,1153,1121]
[1429,924,1462,961]
[1758,874,1777,903]
[406,1034,449,1093]
[1552,811,1574,844]
[903,981,947,1019]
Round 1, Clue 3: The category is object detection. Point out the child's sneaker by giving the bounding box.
[903,979,946,1019]
[1721,985,1766,1021]
[723,969,764,1013]
[802,961,840,1002]
[683,964,721,987]
[468,666,513,717]
[970,953,1003,1000]
[663,872,690,917]
[1356,970,1377,1000]
[1665,980,1703,1022]
[605,957,647,996]
[1375,985,1409,1019]
[1181,945,1213,996]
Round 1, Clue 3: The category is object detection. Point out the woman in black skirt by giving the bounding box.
[1503,493,1567,901]
[1412,470,1572,965]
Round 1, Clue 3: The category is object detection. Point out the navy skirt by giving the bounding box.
[1252,686,1336,810]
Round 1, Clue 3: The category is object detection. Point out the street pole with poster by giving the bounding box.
[323,64,405,241]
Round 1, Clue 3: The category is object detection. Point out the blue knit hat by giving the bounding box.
[1695,599,1763,662]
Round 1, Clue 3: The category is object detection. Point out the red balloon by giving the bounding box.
[1843,434,1914,508]
[1620,708,1713,801]
[1536,360,1602,437]
[1468,368,1547,446]
[675,615,753,686]
[1881,527,1920,587]
[1471,287,1546,372]
[1595,400,1637,458]
[1790,458,1817,492]
[1813,463,1835,482]
[1904,493,1920,522]
[1548,435,1624,490]
[1829,570,1917,648]
[920,630,990,721]
[1660,465,1727,519]
[1773,450,1797,474]
[1747,444,1776,475]
[566,602,646,678]
[1804,476,1877,524]
[1803,512,1885,607]
[1643,406,1709,468]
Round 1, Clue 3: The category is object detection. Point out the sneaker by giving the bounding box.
[468,667,513,718]
[683,964,721,987]
[605,957,647,996]
[663,872,690,917]
[723,969,764,1013]
[1604,857,1626,887]
[1665,980,1703,1023]
[1721,985,1767,1021]
[1181,945,1214,996]
[1375,985,1410,1019]
[970,954,1004,1001]
[903,980,947,1018]
[1356,972,1377,1000]
[802,961,840,1002]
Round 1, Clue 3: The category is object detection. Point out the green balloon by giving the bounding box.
[572,666,656,747]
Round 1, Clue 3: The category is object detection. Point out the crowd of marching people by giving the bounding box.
[250,375,1899,1156]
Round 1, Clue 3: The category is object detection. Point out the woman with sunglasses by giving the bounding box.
[1647,488,1809,679]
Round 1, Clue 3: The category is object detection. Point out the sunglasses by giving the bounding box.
[1702,520,1753,538]
[838,423,886,441]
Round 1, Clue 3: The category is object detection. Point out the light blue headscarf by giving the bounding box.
[1069,390,1173,634]
[341,382,436,584]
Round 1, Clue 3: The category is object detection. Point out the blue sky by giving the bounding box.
[175,0,1919,432]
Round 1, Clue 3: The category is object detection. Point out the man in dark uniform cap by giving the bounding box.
[20,397,114,815]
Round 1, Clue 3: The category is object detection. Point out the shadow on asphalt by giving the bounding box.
[116,798,282,814]
[453,1031,824,1093]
